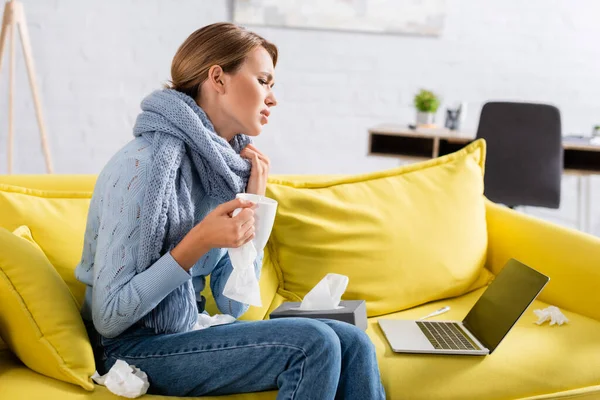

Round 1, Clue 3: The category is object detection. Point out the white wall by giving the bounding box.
[0,0,599,235]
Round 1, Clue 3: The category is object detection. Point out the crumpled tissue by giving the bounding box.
[224,193,277,307]
[292,273,349,311]
[534,305,569,326]
[191,313,236,330]
[92,359,149,398]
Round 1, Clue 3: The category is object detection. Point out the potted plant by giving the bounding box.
[413,89,440,126]
[593,125,600,137]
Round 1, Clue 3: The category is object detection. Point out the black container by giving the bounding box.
[269,300,368,330]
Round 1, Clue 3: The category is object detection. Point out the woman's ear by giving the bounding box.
[207,65,227,94]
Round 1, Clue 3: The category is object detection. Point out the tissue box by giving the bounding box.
[269,300,368,330]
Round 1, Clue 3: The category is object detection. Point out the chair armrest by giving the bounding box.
[485,199,600,321]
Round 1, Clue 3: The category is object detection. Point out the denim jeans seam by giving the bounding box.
[109,342,308,360]
[288,358,305,400]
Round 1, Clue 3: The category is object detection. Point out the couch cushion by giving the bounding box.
[369,287,600,399]
[0,184,92,305]
[2,287,597,400]
[0,174,97,192]
[265,140,493,316]
[0,226,95,390]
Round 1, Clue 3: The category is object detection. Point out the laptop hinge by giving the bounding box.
[458,321,488,351]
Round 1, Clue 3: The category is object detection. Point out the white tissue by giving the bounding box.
[191,313,236,330]
[224,235,262,306]
[293,273,349,311]
[91,359,149,398]
[534,305,569,326]
[223,194,278,307]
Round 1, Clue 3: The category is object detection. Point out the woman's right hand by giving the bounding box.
[171,198,255,271]
[195,198,256,249]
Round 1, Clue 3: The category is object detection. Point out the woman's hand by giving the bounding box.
[241,144,270,196]
[171,198,256,271]
[196,198,256,248]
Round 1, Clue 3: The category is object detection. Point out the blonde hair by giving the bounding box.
[168,22,278,99]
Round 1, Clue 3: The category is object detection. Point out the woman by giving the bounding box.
[76,22,385,399]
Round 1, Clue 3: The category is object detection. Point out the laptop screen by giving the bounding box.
[462,259,549,353]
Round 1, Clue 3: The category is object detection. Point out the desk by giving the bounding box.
[368,124,600,232]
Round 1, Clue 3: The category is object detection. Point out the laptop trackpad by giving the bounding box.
[379,319,434,351]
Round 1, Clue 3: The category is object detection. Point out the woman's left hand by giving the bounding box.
[241,144,270,196]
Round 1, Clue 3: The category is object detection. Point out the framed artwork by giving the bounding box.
[232,0,447,37]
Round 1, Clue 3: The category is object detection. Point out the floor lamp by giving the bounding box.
[0,0,53,173]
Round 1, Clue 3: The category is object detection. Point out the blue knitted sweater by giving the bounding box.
[75,90,263,339]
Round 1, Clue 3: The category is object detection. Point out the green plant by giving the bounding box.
[413,89,440,113]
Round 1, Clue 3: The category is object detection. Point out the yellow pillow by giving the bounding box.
[266,139,493,316]
[0,184,92,305]
[0,226,95,390]
[11,225,45,252]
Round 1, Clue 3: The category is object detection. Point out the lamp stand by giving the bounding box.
[0,0,53,173]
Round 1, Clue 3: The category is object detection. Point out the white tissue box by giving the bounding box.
[269,300,368,330]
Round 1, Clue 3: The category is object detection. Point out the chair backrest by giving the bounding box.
[475,102,562,208]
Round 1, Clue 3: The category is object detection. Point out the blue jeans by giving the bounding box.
[87,317,385,399]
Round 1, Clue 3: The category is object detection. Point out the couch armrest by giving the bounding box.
[485,199,600,321]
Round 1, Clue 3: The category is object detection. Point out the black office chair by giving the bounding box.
[475,102,563,209]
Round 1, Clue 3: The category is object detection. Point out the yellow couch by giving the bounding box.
[1,164,600,399]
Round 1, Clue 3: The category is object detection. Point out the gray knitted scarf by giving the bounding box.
[132,89,251,334]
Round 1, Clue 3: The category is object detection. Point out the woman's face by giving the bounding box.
[221,46,277,137]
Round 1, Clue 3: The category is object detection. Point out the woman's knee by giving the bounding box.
[284,318,342,361]
[321,320,375,353]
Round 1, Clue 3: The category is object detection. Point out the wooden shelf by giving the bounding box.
[368,125,600,175]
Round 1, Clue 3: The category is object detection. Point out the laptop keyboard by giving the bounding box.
[416,321,480,351]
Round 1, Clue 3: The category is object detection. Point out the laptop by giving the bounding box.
[378,258,549,356]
